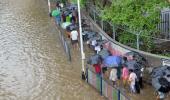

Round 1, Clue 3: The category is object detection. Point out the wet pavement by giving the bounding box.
[0,0,103,100]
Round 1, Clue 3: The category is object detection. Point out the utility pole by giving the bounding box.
[48,0,51,13]
[77,0,86,80]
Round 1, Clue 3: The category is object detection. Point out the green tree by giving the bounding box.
[102,0,169,51]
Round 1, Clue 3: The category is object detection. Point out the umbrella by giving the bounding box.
[151,65,170,78]
[89,34,102,42]
[125,51,148,67]
[87,54,100,65]
[125,60,143,70]
[83,31,97,39]
[66,4,77,10]
[52,9,60,17]
[125,51,145,61]
[126,60,143,79]
[89,37,98,42]
[61,22,71,29]
[103,56,122,68]
[66,23,78,32]
[97,39,108,46]
[98,48,110,60]
[64,10,71,16]
[151,65,170,93]
[151,67,164,78]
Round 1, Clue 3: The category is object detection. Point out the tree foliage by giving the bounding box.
[102,0,170,51]
[103,0,169,32]
[118,31,137,48]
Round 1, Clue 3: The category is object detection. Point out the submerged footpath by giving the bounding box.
[81,10,170,100]
[48,1,170,100]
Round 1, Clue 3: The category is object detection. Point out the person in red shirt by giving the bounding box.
[93,64,101,75]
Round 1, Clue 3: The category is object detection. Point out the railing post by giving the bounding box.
[118,90,120,100]
[137,34,139,50]
[101,20,104,30]
[112,25,116,40]
[100,75,102,95]
[64,41,71,62]
[93,9,96,23]
[86,67,88,83]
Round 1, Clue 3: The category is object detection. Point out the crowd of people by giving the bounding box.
[86,26,170,100]
[87,40,170,100]
[51,1,145,95]
[90,53,142,94]
[49,1,169,100]
[50,1,80,50]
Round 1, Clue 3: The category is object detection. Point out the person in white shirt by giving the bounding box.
[94,44,101,54]
[109,68,117,86]
[91,40,97,47]
[128,69,137,93]
[70,29,79,50]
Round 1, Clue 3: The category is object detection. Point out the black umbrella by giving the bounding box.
[98,48,111,60]
[87,54,101,65]
[66,23,78,32]
[125,60,143,78]
[96,39,108,46]
[125,60,142,70]
[82,31,97,42]
[125,51,148,67]
[83,31,97,39]
[151,65,170,93]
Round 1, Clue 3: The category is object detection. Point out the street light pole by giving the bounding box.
[48,0,51,13]
[77,0,86,80]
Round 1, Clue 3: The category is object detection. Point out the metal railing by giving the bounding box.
[48,0,71,61]
[157,10,170,39]
[86,67,130,100]
[58,26,71,61]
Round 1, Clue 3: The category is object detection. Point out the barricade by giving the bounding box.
[86,67,130,100]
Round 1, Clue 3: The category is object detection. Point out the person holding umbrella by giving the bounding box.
[103,55,122,86]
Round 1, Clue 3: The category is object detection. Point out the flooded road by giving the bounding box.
[0,0,103,100]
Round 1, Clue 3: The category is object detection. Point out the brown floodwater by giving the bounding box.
[0,0,103,100]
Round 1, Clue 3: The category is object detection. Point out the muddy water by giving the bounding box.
[0,0,103,100]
